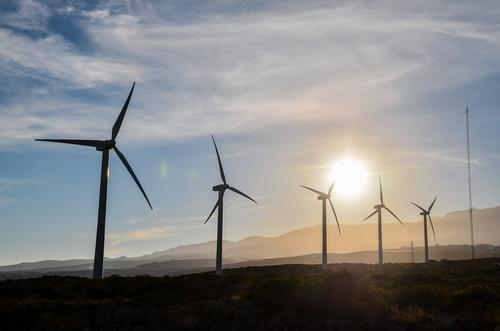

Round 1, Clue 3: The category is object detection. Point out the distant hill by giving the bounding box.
[0,205,499,278]
[139,205,500,261]
[1,244,499,279]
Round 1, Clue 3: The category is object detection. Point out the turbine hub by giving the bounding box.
[374,204,384,209]
[96,140,115,151]
[317,194,330,200]
[212,184,229,191]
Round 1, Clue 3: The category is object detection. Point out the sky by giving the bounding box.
[1,0,500,265]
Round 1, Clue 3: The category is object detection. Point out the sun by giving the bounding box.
[328,158,368,198]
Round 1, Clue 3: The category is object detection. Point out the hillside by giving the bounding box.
[1,244,499,279]
[0,259,498,330]
[143,205,500,260]
[1,205,499,277]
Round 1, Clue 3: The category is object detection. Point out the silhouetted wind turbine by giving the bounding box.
[204,135,257,275]
[300,181,341,271]
[410,197,437,263]
[36,82,152,280]
[362,175,403,264]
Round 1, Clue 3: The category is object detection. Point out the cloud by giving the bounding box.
[399,149,481,167]
[1,0,500,147]
[0,177,37,206]
[0,177,37,190]
[0,29,143,87]
[108,226,173,245]
[0,0,52,32]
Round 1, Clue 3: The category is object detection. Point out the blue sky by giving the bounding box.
[1,0,500,264]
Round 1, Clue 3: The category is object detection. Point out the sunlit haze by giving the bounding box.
[328,158,368,198]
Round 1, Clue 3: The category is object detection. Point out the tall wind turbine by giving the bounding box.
[204,135,257,275]
[362,175,403,264]
[410,197,437,263]
[36,82,152,280]
[300,181,341,271]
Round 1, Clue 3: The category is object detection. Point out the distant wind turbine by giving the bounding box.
[300,181,341,271]
[410,196,437,263]
[204,135,257,275]
[36,82,152,280]
[362,175,403,264]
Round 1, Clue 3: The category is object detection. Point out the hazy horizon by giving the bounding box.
[2,203,499,266]
[1,0,500,265]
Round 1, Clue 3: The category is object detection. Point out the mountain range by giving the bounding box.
[1,205,499,278]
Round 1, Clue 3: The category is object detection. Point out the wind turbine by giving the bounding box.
[300,181,341,271]
[362,175,403,264]
[204,135,257,275]
[410,197,437,263]
[36,82,152,280]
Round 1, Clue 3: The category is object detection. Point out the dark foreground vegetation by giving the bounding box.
[0,258,499,331]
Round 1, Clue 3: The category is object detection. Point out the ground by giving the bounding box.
[0,258,499,330]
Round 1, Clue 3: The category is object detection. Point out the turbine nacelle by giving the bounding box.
[374,203,385,209]
[96,139,116,151]
[212,184,229,192]
[317,194,330,200]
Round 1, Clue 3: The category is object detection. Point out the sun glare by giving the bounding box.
[328,158,368,198]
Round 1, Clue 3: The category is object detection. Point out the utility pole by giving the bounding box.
[466,102,475,259]
[411,241,415,263]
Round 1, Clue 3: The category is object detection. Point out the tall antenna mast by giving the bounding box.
[466,101,475,259]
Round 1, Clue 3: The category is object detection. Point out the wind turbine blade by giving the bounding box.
[112,82,135,140]
[328,180,335,195]
[410,201,427,213]
[379,175,384,204]
[35,139,102,148]
[300,185,325,196]
[428,215,436,241]
[211,135,226,184]
[204,199,220,224]
[113,146,153,210]
[428,196,437,212]
[228,186,257,204]
[328,198,341,236]
[362,210,378,222]
[384,206,403,225]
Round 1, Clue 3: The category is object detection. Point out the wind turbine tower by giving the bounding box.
[300,181,341,271]
[410,197,437,263]
[36,82,152,280]
[362,175,403,264]
[204,135,257,275]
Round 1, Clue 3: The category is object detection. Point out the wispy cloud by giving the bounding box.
[0,177,37,205]
[0,28,143,87]
[400,149,480,166]
[1,1,499,144]
[108,226,173,246]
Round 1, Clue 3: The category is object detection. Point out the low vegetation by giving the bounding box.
[0,258,499,330]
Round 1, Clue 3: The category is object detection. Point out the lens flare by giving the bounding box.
[328,158,368,198]
[160,160,168,178]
